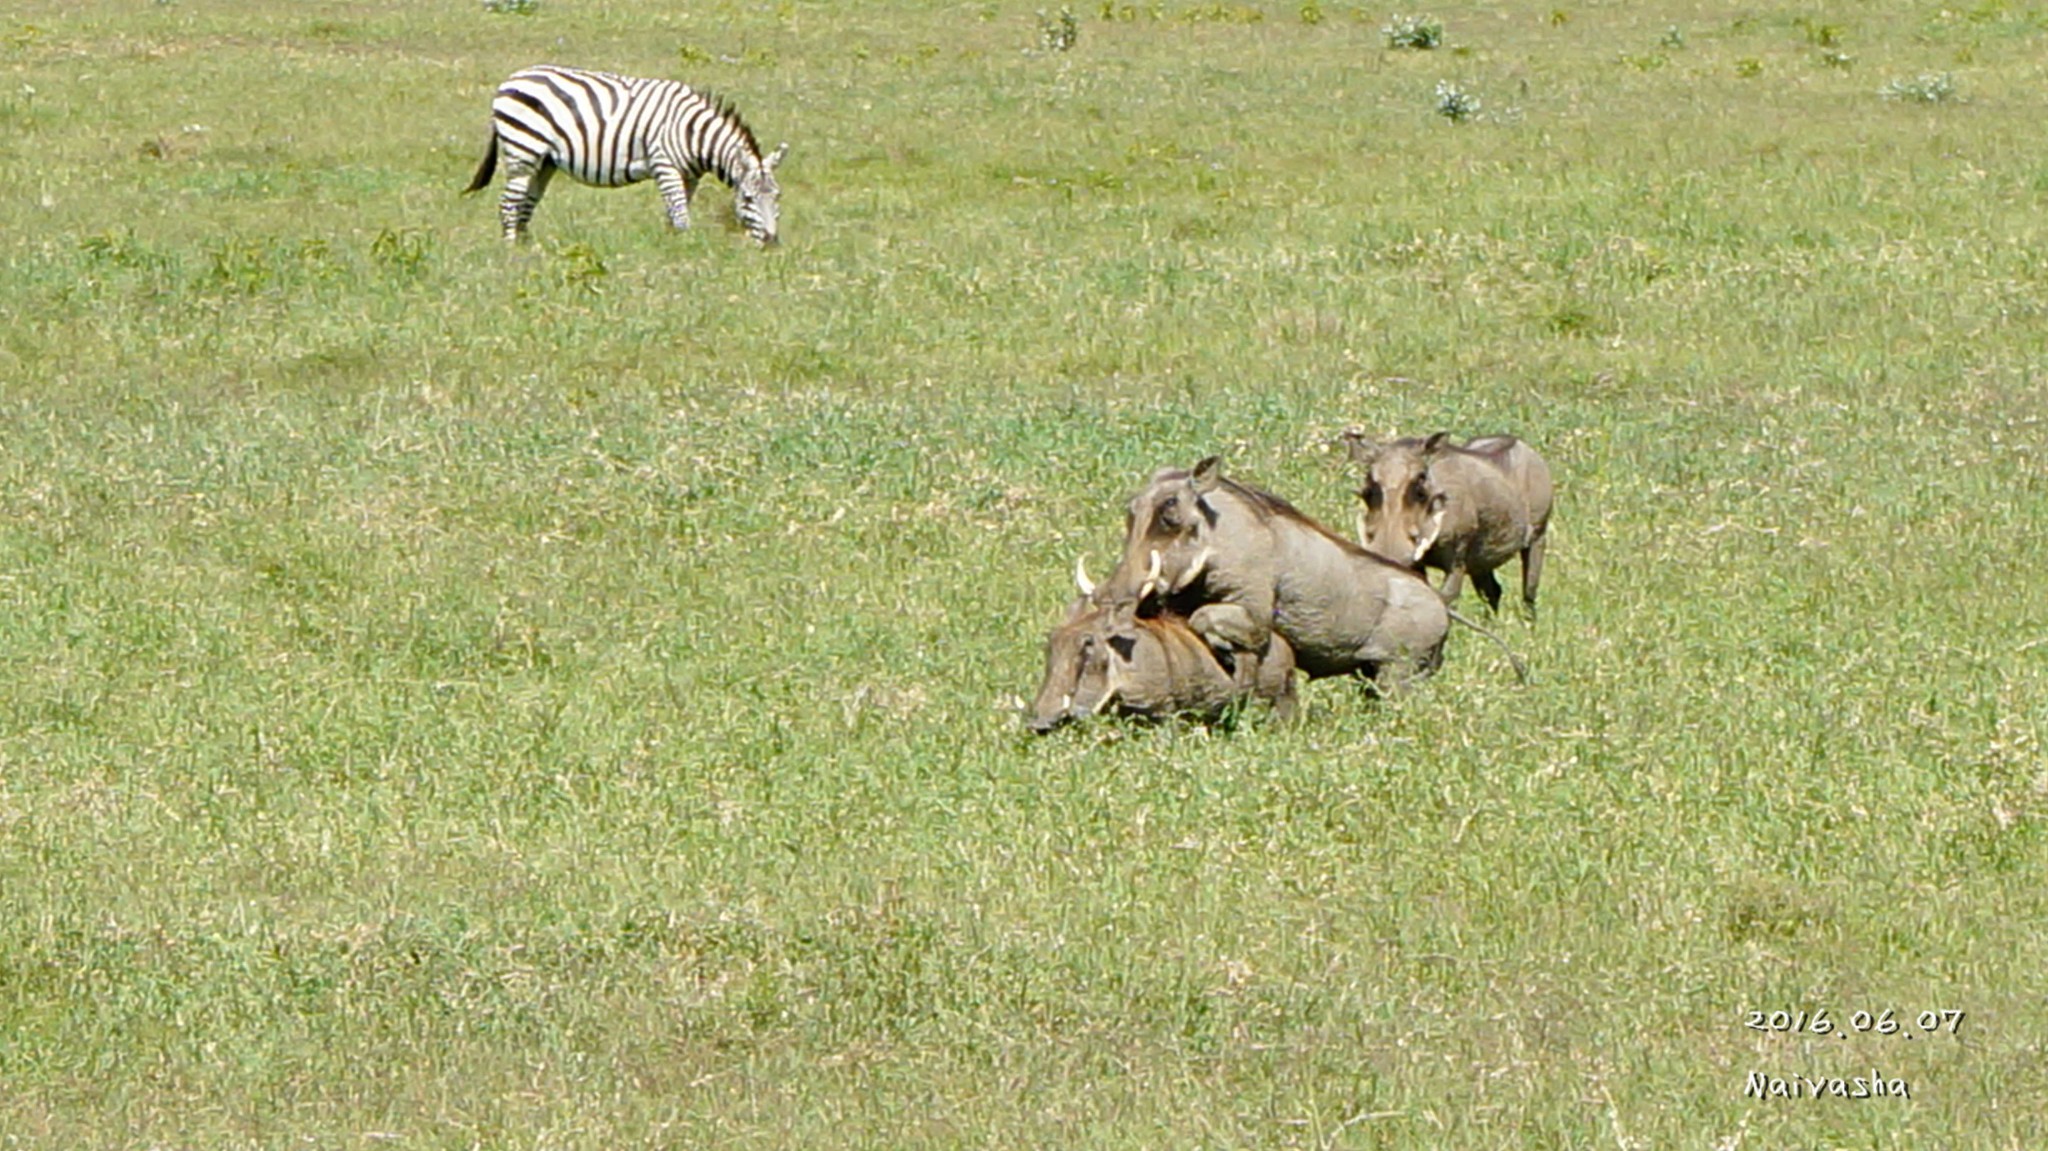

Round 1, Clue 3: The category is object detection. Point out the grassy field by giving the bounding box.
[4,0,2047,1146]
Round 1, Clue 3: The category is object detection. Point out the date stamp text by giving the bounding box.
[1739,1009,1965,1101]
[1744,1008,1964,1038]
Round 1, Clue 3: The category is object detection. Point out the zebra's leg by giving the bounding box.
[652,164,698,231]
[499,159,555,242]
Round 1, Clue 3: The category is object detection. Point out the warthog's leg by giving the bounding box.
[1188,603,1266,691]
[1250,633,1298,723]
[1521,530,1547,618]
[1367,627,1451,696]
[1369,655,1429,697]
[1469,567,1505,613]
[1358,660,1396,698]
[1265,669,1300,723]
[1189,603,1263,649]
[1436,563,1467,606]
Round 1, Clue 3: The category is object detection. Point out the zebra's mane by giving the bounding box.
[698,89,763,162]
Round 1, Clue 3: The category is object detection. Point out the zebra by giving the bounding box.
[465,65,787,245]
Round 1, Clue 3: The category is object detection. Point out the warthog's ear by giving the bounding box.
[1341,429,1379,467]
[1191,456,1224,496]
[1422,432,1453,459]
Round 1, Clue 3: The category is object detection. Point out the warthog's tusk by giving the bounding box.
[1073,554,1096,597]
[1172,546,1211,592]
[1094,661,1122,713]
[1355,511,1369,547]
[1136,549,1164,602]
[1414,509,1445,563]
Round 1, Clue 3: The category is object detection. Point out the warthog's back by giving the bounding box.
[1029,595,1297,731]
[1262,499,1450,681]
[1127,615,1298,721]
[1457,437,1553,530]
[1119,614,1243,718]
[1506,440,1554,532]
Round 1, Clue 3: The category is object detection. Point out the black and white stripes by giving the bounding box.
[466,65,787,245]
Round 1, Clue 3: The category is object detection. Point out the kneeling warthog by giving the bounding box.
[1101,457,1454,689]
[1344,431,1554,616]
[1028,558,1298,734]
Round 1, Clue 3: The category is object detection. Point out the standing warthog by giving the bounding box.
[1343,431,1554,616]
[1100,457,1452,689]
[1027,558,1298,734]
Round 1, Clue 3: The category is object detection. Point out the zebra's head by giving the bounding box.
[735,142,788,246]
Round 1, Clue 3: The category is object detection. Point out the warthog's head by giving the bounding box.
[1109,456,1229,605]
[1027,557,1155,734]
[1344,431,1449,565]
[734,141,787,246]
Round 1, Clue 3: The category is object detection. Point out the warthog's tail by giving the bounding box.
[1445,608,1528,684]
[464,133,498,195]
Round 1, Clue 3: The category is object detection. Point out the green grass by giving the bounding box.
[4,0,2047,1146]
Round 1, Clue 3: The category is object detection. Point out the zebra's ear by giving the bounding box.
[764,142,789,172]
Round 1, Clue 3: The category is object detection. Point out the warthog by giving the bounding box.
[1343,431,1554,616]
[1028,557,1298,734]
[1100,457,1455,689]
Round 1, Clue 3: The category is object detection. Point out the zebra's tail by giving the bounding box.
[464,132,498,194]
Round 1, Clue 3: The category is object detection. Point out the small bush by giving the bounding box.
[1880,72,1958,102]
[1038,6,1078,51]
[1383,13,1443,49]
[556,243,609,293]
[369,228,432,277]
[202,237,276,295]
[1797,18,1844,47]
[77,230,169,272]
[1434,80,1479,122]
[1180,3,1262,22]
[481,0,540,14]
[1544,303,1605,338]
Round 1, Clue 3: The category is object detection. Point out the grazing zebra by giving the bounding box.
[465,65,787,245]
